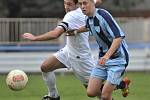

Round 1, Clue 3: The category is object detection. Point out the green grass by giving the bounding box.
[0,72,150,100]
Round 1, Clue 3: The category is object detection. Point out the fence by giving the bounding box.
[0,18,63,44]
[117,17,150,43]
[0,18,150,43]
[0,18,150,73]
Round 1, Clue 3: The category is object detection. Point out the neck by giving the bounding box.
[73,6,79,11]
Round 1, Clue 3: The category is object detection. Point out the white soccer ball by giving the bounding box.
[6,69,28,91]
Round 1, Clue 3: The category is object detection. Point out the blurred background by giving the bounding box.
[0,0,150,73]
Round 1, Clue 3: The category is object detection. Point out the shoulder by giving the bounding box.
[68,8,82,15]
[96,8,114,21]
[64,8,84,20]
[97,9,111,16]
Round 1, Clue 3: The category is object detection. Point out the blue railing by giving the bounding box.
[0,43,62,52]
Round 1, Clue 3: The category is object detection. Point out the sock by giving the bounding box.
[116,81,125,89]
[42,72,59,98]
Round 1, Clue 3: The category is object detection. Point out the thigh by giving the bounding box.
[53,48,72,69]
[90,66,107,81]
[42,55,66,72]
[87,77,103,95]
[107,64,125,85]
[87,66,106,95]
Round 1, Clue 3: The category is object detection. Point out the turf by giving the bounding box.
[0,72,150,100]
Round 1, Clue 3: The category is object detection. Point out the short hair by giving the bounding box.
[73,0,78,4]
[90,0,95,3]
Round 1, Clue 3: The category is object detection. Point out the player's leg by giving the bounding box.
[42,72,60,100]
[86,66,107,98]
[101,64,126,100]
[99,76,131,98]
[116,74,131,97]
[87,77,103,99]
[101,81,116,100]
[41,55,66,100]
[41,55,66,73]
[121,76,131,97]
[85,73,130,98]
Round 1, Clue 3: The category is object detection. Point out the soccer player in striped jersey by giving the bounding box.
[67,0,130,100]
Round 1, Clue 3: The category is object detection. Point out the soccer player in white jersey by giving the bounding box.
[23,0,102,100]
[67,0,130,100]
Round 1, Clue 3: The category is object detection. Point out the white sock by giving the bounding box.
[42,72,59,98]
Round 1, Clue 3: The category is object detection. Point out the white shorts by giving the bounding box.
[54,47,95,85]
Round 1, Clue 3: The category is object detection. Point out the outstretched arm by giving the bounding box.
[66,26,88,36]
[22,27,64,41]
[76,26,88,33]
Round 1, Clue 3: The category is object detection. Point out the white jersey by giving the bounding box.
[55,8,95,84]
[62,8,92,60]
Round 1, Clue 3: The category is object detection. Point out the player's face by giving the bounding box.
[64,0,77,13]
[78,0,95,16]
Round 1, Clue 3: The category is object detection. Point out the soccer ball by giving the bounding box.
[6,69,28,91]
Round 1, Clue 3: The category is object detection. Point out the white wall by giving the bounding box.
[0,48,150,74]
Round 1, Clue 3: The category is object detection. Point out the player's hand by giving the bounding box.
[98,56,108,66]
[22,33,36,41]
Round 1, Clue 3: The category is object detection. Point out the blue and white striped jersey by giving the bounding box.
[86,8,129,66]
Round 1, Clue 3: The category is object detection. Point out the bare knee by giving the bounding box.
[40,55,58,73]
[87,89,97,97]
[41,63,49,73]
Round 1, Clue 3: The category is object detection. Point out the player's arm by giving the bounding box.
[23,26,65,41]
[66,26,88,36]
[76,26,88,33]
[99,37,122,65]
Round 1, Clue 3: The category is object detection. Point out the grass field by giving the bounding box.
[0,72,150,100]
